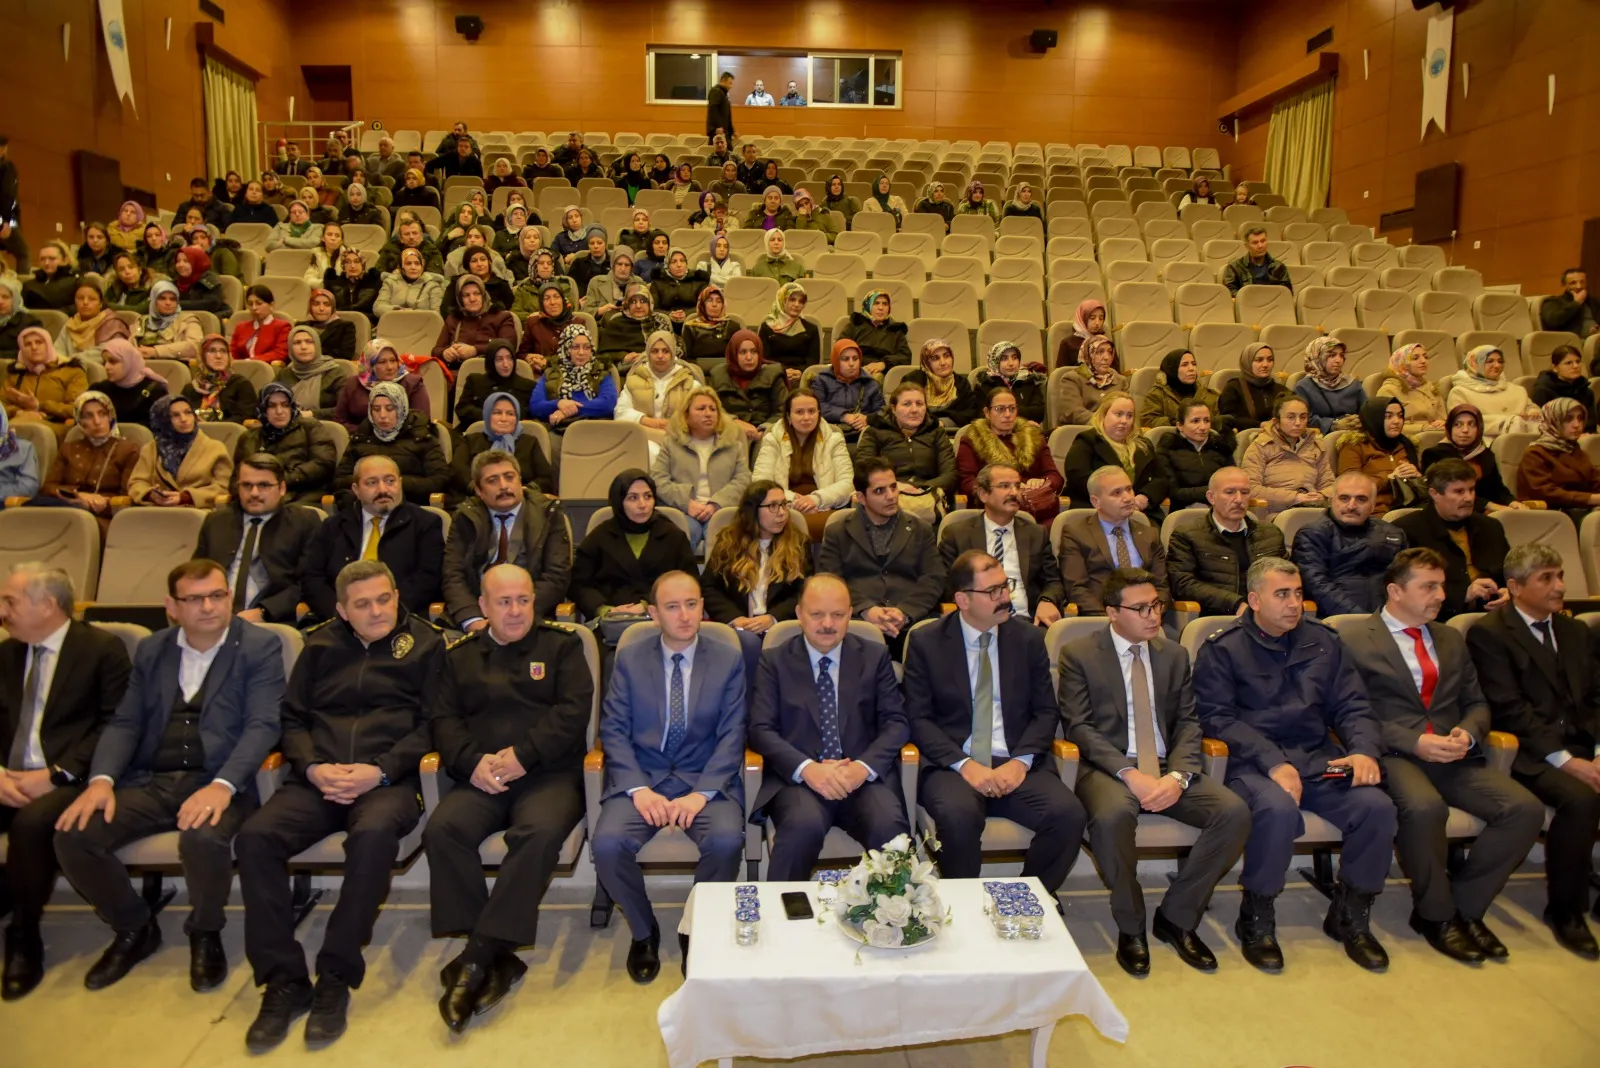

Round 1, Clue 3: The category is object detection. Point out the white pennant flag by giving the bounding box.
[99,0,137,116]
[1421,8,1453,138]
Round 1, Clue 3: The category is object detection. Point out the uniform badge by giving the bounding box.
[529,662,545,680]
[392,632,415,658]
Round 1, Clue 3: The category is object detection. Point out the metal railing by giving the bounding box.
[257,120,366,176]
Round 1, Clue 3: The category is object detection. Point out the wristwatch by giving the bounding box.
[49,765,76,787]
[378,770,392,788]
[1167,771,1194,791]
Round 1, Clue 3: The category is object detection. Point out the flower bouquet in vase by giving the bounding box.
[834,834,948,950]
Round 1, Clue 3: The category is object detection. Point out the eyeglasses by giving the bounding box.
[1108,599,1166,618]
[963,578,1018,598]
[988,404,1018,415]
[757,501,789,514]
[173,591,231,606]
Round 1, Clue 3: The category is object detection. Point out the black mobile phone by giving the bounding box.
[1320,764,1354,781]
[780,891,814,920]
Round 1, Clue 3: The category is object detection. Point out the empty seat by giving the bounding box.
[1522,330,1583,367]
[1351,242,1400,273]
[940,234,991,261]
[557,421,650,499]
[1325,266,1380,293]
[1293,286,1357,332]
[1416,291,1475,334]
[1433,266,1484,298]
[1117,322,1189,369]
[1357,288,1417,333]
[1300,242,1349,271]
[801,278,849,334]
[1047,236,1095,262]
[1189,322,1256,371]
[983,280,1045,326]
[1399,245,1447,275]
[884,232,935,273]
[1202,240,1244,272]
[0,508,101,599]
[988,256,1043,286]
[1236,284,1297,329]
[1282,222,1328,248]
[94,508,210,609]
[1158,260,1212,297]
[723,276,779,328]
[376,310,445,357]
[1174,283,1235,327]
[1473,292,1533,335]
[1093,216,1142,241]
[812,252,869,292]
[993,235,1043,262]
[1098,237,1148,264]
[917,280,981,324]
[1189,220,1234,247]
[835,230,884,267]
[1149,238,1198,273]
[870,254,927,298]
[1102,260,1158,287]
[931,255,988,286]
[1380,267,1430,297]
[975,320,1043,368]
[1048,257,1099,285]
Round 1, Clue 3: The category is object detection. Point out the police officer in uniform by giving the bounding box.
[424,564,591,1033]
[236,560,445,1054]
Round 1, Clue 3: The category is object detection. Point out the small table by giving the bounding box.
[657,878,1128,1068]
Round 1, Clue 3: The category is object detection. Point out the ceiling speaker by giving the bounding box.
[1029,29,1058,52]
[455,15,484,41]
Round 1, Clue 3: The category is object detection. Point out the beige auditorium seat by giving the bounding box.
[1259,324,1321,362]
[1189,322,1255,371]
[1380,266,1430,297]
[932,254,989,287]
[1235,284,1297,330]
[1494,508,1589,598]
[1473,292,1533,335]
[907,318,974,372]
[1356,287,1416,333]
[871,254,928,298]
[256,276,311,319]
[225,222,273,257]
[1110,281,1172,328]
[83,507,211,623]
[10,422,56,485]
[1399,244,1448,275]
[918,280,981,325]
[984,280,1045,326]
[0,508,102,599]
[723,275,779,326]
[198,421,247,457]
[1329,327,1389,379]
[1417,291,1476,335]
[1296,287,1358,333]
[557,421,650,499]
[812,252,869,292]
[852,212,897,242]
[800,278,849,341]
[1174,282,1234,328]
[976,320,1043,367]
[1103,260,1158,288]
[1117,322,1188,369]
[375,310,445,357]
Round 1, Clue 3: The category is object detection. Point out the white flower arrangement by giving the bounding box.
[835,833,948,948]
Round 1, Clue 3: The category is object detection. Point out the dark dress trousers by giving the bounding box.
[424,623,591,946]
[302,502,445,623]
[902,613,1086,893]
[53,621,284,935]
[193,503,323,623]
[0,624,130,930]
[748,633,910,880]
[937,512,1066,619]
[1467,606,1600,918]
[1057,628,1249,934]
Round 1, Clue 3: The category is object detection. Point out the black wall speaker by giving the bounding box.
[1029,29,1058,52]
[455,15,484,40]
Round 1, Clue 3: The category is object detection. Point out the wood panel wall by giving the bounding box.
[1231,0,1600,293]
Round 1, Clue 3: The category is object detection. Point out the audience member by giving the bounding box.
[184,335,256,423]
[1529,344,1596,428]
[1294,336,1364,434]
[102,253,153,314]
[1390,460,1509,619]
[1167,466,1288,616]
[651,388,751,552]
[234,384,337,505]
[709,329,784,442]
[596,283,672,369]
[334,380,446,507]
[821,175,861,226]
[106,202,148,256]
[1217,342,1288,434]
[906,337,978,428]
[431,277,515,370]
[5,327,87,437]
[1221,226,1293,295]
[1334,396,1423,514]
[528,324,618,432]
[1419,404,1516,511]
[38,391,139,525]
[300,282,360,359]
[1063,392,1156,517]
[373,247,445,318]
[55,281,129,361]
[863,176,909,225]
[700,480,812,672]
[303,455,443,622]
[1003,184,1044,222]
[960,386,1064,527]
[133,282,203,363]
[1176,176,1216,210]
[956,180,1001,222]
[334,340,430,429]
[1445,345,1539,438]
[650,251,704,322]
[616,330,698,436]
[441,449,569,627]
[1140,348,1219,429]
[752,388,854,540]
[813,339,883,443]
[275,327,349,421]
[1056,336,1126,426]
[0,407,39,500]
[456,340,536,429]
[790,188,840,245]
[1151,400,1232,510]
[0,275,40,358]
[1376,343,1447,435]
[973,341,1045,424]
[856,382,956,521]
[1053,298,1108,369]
[839,291,911,376]
[757,282,819,385]
[1515,397,1600,521]
[699,232,744,288]
[375,215,445,277]
[265,201,323,254]
[99,338,170,428]
[744,188,796,233]
[1241,394,1334,517]
[514,281,574,367]
[937,463,1063,627]
[229,285,291,364]
[194,454,321,622]
[1059,465,1170,615]
[1540,268,1599,340]
[747,230,804,286]
[128,395,230,507]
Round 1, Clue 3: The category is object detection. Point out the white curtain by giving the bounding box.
[202,55,259,180]
[1263,79,1335,212]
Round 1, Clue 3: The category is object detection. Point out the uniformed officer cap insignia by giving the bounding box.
[393,632,415,658]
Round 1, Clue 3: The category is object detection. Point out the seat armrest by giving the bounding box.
[1052,738,1080,789]
[429,493,445,508]
[429,602,447,624]
[583,745,604,858]
[1200,736,1228,781]
[1063,603,1078,617]
[1173,601,1201,613]
[419,752,443,814]
[256,752,285,801]
[3,496,27,508]
[1520,499,1548,509]
[1484,730,1518,775]
[555,601,577,623]
[108,496,132,514]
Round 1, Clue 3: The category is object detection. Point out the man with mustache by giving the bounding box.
[443,451,571,630]
[748,574,910,880]
[937,463,1064,627]
[303,455,444,624]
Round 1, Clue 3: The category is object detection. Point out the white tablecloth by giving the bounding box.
[657,878,1128,1068]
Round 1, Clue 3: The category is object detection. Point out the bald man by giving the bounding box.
[423,565,591,1032]
[748,575,910,880]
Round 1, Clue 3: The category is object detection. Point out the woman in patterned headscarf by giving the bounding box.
[1375,342,1447,435]
[128,394,231,506]
[974,340,1046,424]
[182,334,257,422]
[1516,396,1600,521]
[1445,344,1541,438]
[333,379,449,505]
[1292,335,1364,434]
[906,337,979,428]
[333,338,429,429]
[528,323,618,432]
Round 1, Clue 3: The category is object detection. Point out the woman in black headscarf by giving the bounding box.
[1333,395,1423,515]
[1217,341,1289,434]
[569,469,698,622]
[1418,402,1516,511]
[233,382,337,504]
[456,338,536,427]
[1139,348,1221,429]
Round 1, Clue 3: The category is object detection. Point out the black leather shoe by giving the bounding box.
[83,920,161,990]
[438,960,490,1034]
[189,931,228,991]
[2,928,44,1001]
[477,952,526,1014]
[1545,908,1600,960]
[1114,932,1150,977]
[1152,909,1217,972]
[627,922,661,984]
[1408,912,1484,963]
[304,976,351,1046]
[1235,891,1284,972]
[1324,883,1388,972]
[245,980,314,1054]
[1459,916,1509,960]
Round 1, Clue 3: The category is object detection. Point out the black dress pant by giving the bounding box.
[1515,762,1600,918]
[763,779,909,882]
[0,785,82,931]
[236,782,421,988]
[918,763,1086,893]
[422,772,584,946]
[54,772,252,935]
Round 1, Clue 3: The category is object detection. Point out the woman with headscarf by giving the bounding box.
[652,387,752,552]
[373,246,446,317]
[107,201,147,255]
[275,325,350,420]
[229,284,291,363]
[615,328,699,437]
[333,338,430,429]
[646,153,674,188]
[748,229,804,286]
[820,175,861,226]
[666,163,701,208]
[1004,184,1045,222]
[136,223,169,272]
[688,190,721,230]
[743,186,797,232]
[1444,344,1540,438]
[304,167,343,214]
[266,200,323,252]
[551,206,590,265]
[0,406,40,502]
[618,209,654,255]
[440,202,485,258]
[168,244,230,316]
[975,340,1047,425]
[859,175,908,227]
[838,290,912,376]
[4,327,88,437]
[500,219,545,278]
[650,249,705,326]
[322,249,381,329]
[1240,393,1335,517]
[1375,342,1448,435]
[484,157,527,196]
[857,381,957,521]
[708,161,746,204]
[392,167,440,211]
[98,338,170,428]
[1062,391,1161,519]
[56,281,130,361]
[1420,403,1517,511]
[259,171,295,208]
[905,337,979,428]
[1515,397,1600,521]
[956,180,1001,222]
[521,146,563,182]
[1218,342,1290,434]
[336,181,384,227]
[756,282,821,388]
[570,469,698,622]
[128,394,231,507]
[568,229,616,303]
[1293,335,1364,433]
[614,152,651,206]
[453,340,534,430]
[681,283,741,365]
[1177,176,1217,210]
[0,275,41,358]
[1529,344,1597,430]
[233,382,337,504]
[912,182,955,228]
[182,334,256,422]
[1055,335,1127,426]
[432,276,516,368]
[1140,348,1220,430]
[78,223,115,276]
[529,323,617,433]
[515,282,573,370]
[41,390,140,525]
[1152,399,1234,510]
[333,380,448,506]
[709,328,785,442]
[790,188,841,246]
[812,338,884,442]
[699,231,744,288]
[292,286,355,362]
[596,282,672,369]
[511,249,578,316]
[463,389,554,494]
[1054,298,1107,369]
[634,230,673,285]
[103,252,153,314]
[1334,396,1424,515]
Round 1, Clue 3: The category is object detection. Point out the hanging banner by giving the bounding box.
[1421,8,1453,138]
[100,0,137,115]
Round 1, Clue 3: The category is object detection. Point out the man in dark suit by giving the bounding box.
[816,458,947,656]
[591,571,747,985]
[903,550,1087,903]
[443,450,571,629]
[0,564,131,1000]
[1341,548,1543,962]
[1057,464,1170,615]
[53,560,284,994]
[1058,567,1249,976]
[193,454,322,625]
[749,574,909,881]
[275,142,313,176]
[938,462,1064,627]
[1391,459,1510,619]
[1466,544,1600,959]
[1167,467,1287,617]
[424,565,591,1033]
[304,454,445,623]
[1291,472,1408,616]
[706,72,736,146]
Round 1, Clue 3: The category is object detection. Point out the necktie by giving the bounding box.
[7,646,39,770]
[1129,645,1160,777]
[971,633,994,767]
[362,516,381,561]
[992,526,1006,562]
[1112,524,1131,568]
[664,653,686,758]
[817,656,843,760]
[493,513,512,567]
[1402,626,1437,709]
[233,517,262,612]
[1532,619,1554,653]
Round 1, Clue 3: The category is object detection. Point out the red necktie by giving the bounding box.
[1402,626,1437,710]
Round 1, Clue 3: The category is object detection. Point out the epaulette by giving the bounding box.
[445,630,480,651]
[540,620,579,635]
[303,618,336,634]
[1203,622,1239,643]
[415,616,445,633]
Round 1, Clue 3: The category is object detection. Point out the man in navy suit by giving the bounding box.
[591,571,748,985]
[53,559,285,994]
[749,574,909,881]
[903,550,1087,903]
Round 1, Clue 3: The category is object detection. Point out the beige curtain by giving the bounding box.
[1264,79,1334,212]
[202,56,259,181]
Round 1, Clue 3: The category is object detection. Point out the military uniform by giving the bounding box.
[236,610,444,989]
[423,623,591,947]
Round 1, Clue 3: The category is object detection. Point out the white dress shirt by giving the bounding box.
[792,639,876,783]
[954,617,1032,770]
[228,511,277,610]
[90,628,235,790]
[982,515,1030,617]
[1380,607,1437,696]
[1109,630,1165,768]
[8,620,70,771]
[1517,607,1600,767]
